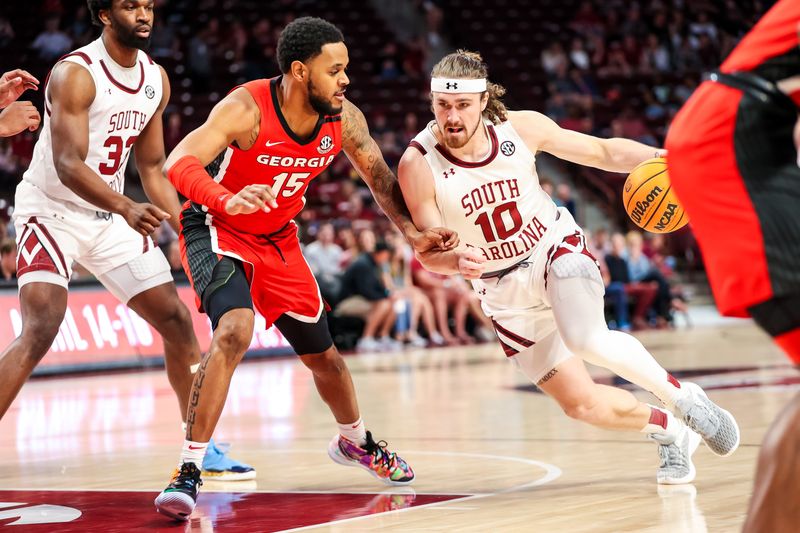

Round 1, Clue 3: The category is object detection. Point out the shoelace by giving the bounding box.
[171,465,203,490]
[685,396,718,434]
[659,443,684,469]
[364,438,397,470]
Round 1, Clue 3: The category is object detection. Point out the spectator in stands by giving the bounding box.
[400,112,420,146]
[375,42,403,80]
[31,16,71,61]
[0,239,16,281]
[555,182,577,220]
[592,226,612,257]
[305,222,344,302]
[385,232,445,347]
[569,37,591,71]
[336,240,399,352]
[0,17,15,49]
[337,226,359,269]
[606,233,657,330]
[640,33,671,73]
[626,231,672,327]
[540,178,555,198]
[541,42,568,75]
[410,256,493,345]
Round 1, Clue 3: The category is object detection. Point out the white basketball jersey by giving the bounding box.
[23,37,163,212]
[410,119,559,272]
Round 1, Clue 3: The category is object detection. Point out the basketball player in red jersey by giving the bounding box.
[398,50,741,489]
[666,1,800,529]
[0,0,253,481]
[154,17,455,520]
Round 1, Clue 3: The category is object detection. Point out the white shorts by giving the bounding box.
[13,180,173,303]
[471,207,597,382]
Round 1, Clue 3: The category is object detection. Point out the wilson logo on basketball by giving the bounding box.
[630,185,663,224]
[654,203,678,231]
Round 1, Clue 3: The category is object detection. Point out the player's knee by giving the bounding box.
[300,346,345,375]
[561,397,600,424]
[211,318,253,362]
[20,317,61,362]
[158,300,194,340]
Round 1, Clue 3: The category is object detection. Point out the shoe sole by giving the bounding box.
[154,492,195,521]
[684,382,741,457]
[327,439,415,486]
[657,430,701,485]
[201,469,257,481]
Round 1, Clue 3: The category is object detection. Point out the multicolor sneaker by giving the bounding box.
[201,438,256,481]
[328,431,415,485]
[673,382,740,457]
[154,462,203,521]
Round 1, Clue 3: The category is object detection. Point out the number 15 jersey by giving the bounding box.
[23,37,163,212]
[408,119,558,272]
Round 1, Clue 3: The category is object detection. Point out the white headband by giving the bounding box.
[431,77,487,93]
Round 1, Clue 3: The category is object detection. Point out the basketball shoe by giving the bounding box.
[201,439,256,481]
[328,431,415,485]
[154,462,203,521]
[673,382,740,457]
[650,424,702,484]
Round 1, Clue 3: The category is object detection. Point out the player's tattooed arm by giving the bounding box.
[341,99,457,253]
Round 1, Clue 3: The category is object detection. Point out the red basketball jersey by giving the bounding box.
[207,76,342,234]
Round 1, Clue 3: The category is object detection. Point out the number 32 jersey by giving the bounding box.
[202,76,342,235]
[23,37,163,211]
[409,119,558,272]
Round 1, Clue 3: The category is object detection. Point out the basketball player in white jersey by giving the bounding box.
[0,0,254,480]
[399,50,741,484]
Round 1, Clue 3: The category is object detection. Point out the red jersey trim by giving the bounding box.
[434,125,499,168]
[99,60,145,94]
[408,140,427,155]
[43,52,94,116]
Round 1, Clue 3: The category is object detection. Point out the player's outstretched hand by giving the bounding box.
[0,101,40,137]
[122,202,170,236]
[409,227,459,253]
[0,69,39,108]
[224,184,278,215]
[457,248,486,279]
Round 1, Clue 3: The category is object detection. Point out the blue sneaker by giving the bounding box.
[201,438,256,481]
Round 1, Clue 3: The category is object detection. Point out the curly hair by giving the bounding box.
[276,17,344,74]
[431,50,508,125]
[87,0,112,26]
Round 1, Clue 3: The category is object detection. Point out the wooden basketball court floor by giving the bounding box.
[1,311,796,532]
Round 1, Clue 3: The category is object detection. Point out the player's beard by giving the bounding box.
[442,118,482,149]
[308,78,342,116]
[111,16,152,52]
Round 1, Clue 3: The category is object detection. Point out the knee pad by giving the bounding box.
[202,257,253,330]
[98,248,172,303]
[547,254,604,302]
[128,247,171,280]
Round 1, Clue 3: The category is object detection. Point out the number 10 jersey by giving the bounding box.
[22,37,163,212]
[408,119,558,273]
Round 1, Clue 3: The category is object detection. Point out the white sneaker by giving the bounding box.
[356,336,381,353]
[650,425,701,485]
[378,336,404,351]
[407,334,428,348]
[429,332,446,346]
[673,382,740,457]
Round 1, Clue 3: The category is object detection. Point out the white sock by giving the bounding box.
[338,418,367,446]
[641,405,682,443]
[547,276,689,409]
[179,440,208,468]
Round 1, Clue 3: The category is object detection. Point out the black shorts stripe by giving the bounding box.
[181,203,220,301]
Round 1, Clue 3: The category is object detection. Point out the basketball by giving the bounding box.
[623,157,689,233]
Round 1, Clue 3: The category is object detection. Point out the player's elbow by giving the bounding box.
[53,155,81,187]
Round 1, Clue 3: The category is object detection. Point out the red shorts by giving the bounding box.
[666,79,800,317]
[179,203,323,328]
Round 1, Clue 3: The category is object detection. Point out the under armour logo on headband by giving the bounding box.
[431,77,487,93]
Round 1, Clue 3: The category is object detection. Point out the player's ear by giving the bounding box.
[289,61,306,83]
[98,8,111,26]
[480,92,489,112]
